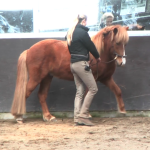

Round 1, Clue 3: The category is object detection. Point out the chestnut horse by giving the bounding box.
[11,25,129,123]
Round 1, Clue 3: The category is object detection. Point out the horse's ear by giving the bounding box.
[113,28,118,36]
[125,26,129,30]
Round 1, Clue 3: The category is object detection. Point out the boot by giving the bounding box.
[78,117,94,126]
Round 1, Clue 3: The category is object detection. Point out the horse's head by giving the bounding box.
[111,26,129,66]
[91,25,129,66]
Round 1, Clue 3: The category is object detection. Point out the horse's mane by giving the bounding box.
[91,25,129,54]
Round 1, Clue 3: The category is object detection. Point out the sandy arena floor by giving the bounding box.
[0,117,150,150]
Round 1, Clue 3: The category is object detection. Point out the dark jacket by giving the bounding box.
[68,24,100,63]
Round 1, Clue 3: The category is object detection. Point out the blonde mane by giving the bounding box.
[91,25,129,55]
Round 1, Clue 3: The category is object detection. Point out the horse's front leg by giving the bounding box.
[100,77,126,113]
[38,75,56,122]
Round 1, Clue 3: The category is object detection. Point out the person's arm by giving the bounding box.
[80,32,100,59]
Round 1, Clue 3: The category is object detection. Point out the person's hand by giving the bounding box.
[96,57,101,63]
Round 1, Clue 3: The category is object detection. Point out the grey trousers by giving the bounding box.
[70,61,98,122]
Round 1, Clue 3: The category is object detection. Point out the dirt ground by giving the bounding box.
[0,117,150,150]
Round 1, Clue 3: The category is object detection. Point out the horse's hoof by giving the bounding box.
[118,106,126,114]
[43,116,49,122]
[16,118,23,124]
[118,110,126,114]
[119,109,126,114]
[50,117,57,122]
[117,106,126,116]
[88,114,92,118]
[43,116,57,122]
[17,120,24,124]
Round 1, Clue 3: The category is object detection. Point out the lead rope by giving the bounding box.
[89,55,118,80]
[89,60,99,80]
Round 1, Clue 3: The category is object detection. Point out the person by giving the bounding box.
[66,14,101,126]
[112,4,122,21]
[99,12,114,29]
[129,24,145,30]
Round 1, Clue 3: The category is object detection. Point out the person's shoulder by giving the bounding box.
[75,26,85,32]
[75,24,88,32]
[79,30,89,39]
[75,27,87,36]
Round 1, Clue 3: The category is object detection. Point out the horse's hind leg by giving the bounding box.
[15,77,40,123]
[101,77,126,113]
[38,75,56,122]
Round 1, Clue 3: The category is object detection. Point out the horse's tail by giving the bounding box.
[11,50,28,116]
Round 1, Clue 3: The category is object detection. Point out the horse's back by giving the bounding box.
[30,39,67,50]
[28,39,68,57]
[26,38,72,79]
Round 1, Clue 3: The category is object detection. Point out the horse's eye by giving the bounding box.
[116,43,120,45]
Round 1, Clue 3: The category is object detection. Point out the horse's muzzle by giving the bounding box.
[116,57,126,66]
[114,52,127,66]
[114,52,127,58]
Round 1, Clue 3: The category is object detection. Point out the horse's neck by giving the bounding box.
[102,49,112,60]
[90,48,113,62]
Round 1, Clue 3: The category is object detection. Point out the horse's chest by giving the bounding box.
[99,65,115,79]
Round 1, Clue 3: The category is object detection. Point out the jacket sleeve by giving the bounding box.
[80,32,100,59]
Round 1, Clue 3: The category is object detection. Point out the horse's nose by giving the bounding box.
[122,58,126,66]
[120,61,126,66]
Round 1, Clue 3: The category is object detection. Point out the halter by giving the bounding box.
[114,52,127,58]
[90,52,127,80]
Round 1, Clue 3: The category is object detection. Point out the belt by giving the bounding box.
[71,54,88,58]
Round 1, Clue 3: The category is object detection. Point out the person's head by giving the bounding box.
[77,14,87,26]
[67,14,87,45]
[101,13,114,27]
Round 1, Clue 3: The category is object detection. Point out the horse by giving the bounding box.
[11,25,129,123]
